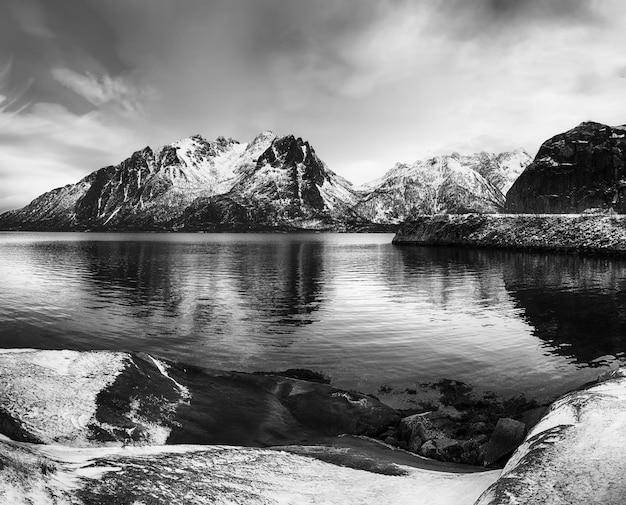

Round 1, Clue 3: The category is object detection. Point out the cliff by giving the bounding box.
[505,121,626,213]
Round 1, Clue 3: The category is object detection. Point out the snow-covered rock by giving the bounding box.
[475,369,626,504]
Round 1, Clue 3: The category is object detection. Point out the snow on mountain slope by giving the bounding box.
[33,134,277,230]
[0,131,359,231]
[228,134,359,226]
[354,153,511,224]
[0,175,96,230]
[470,149,532,195]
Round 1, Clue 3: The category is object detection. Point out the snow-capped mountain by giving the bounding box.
[353,151,530,224]
[0,132,361,231]
[0,132,530,231]
[181,134,361,230]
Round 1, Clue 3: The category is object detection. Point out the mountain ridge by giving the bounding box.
[0,132,529,231]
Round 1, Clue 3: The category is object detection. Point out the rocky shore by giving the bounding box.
[392,213,626,255]
[1,349,625,503]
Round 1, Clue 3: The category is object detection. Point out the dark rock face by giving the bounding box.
[180,195,254,231]
[505,121,626,213]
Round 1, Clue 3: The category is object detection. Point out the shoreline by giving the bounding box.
[392,213,626,256]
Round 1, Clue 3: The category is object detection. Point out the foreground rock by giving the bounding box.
[506,121,626,214]
[0,349,398,447]
[2,349,626,503]
[475,370,626,504]
[377,379,543,466]
[393,213,626,255]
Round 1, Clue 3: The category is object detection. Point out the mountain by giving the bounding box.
[352,151,531,224]
[0,132,361,231]
[505,121,626,213]
[181,134,360,230]
[0,132,530,231]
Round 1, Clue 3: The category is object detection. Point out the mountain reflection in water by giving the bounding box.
[1,232,625,400]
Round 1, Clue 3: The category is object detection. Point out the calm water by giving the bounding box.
[1,232,626,400]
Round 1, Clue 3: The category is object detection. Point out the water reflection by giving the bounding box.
[1,232,626,398]
[391,246,626,367]
[501,253,626,364]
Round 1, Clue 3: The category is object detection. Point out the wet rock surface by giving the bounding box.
[481,418,526,466]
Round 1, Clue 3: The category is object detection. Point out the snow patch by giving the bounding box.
[103,207,121,225]
[146,354,190,399]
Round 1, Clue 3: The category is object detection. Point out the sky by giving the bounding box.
[1,0,626,212]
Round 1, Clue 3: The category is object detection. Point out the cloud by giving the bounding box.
[0,59,157,213]
[2,0,626,208]
[51,67,154,115]
[432,0,604,40]
[6,0,55,38]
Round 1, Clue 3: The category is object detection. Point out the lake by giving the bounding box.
[1,232,625,401]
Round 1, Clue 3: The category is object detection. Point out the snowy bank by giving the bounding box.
[393,214,626,255]
[475,370,626,504]
[0,436,499,505]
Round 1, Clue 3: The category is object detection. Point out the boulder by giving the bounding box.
[418,436,465,463]
[397,413,436,452]
[482,418,526,466]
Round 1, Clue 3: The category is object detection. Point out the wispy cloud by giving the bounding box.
[0,58,156,213]
[51,67,154,116]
